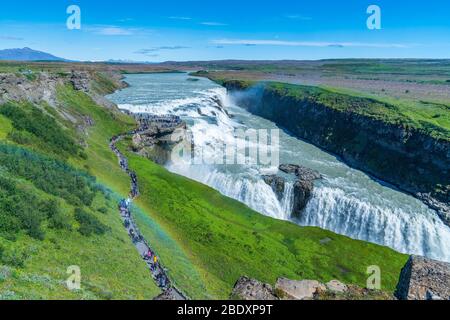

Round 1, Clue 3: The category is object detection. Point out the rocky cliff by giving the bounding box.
[263,164,322,218]
[395,256,450,300]
[231,276,391,300]
[129,113,189,165]
[221,80,450,226]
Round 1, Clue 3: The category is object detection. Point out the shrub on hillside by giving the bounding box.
[0,145,104,240]
[0,245,30,268]
[48,211,72,231]
[0,175,47,240]
[40,200,72,230]
[74,208,109,236]
[97,207,108,214]
[0,144,97,207]
[0,102,80,158]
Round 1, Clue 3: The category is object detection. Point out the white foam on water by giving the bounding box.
[299,186,450,261]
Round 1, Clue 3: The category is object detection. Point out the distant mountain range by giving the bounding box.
[0,47,68,61]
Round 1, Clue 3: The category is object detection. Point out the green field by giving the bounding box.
[267,82,450,141]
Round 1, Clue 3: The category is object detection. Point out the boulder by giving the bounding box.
[154,288,186,300]
[70,71,90,92]
[292,179,314,217]
[278,164,299,175]
[279,164,321,181]
[276,164,322,218]
[395,255,450,300]
[262,175,286,201]
[275,278,326,300]
[231,277,278,300]
[326,280,348,293]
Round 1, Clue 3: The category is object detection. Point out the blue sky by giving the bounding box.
[0,0,449,61]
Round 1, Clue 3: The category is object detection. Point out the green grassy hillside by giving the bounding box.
[0,80,161,299]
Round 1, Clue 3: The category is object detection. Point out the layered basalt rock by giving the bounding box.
[130,113,190,165]
[263,164,322,218]
[262,175,286,201]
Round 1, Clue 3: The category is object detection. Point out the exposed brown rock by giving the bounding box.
[130,114,189,164]
[262,164,322,218]
[292,179,314,218]
[275,278,326,300]
[230,277,278,300]
[262,175,285,201]
[326,280,348,293]
[395,255,450,300]
[153,288,186,300]
[70,71,90,92]
[279,164,322,181]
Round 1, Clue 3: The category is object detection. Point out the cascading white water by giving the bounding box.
[299,186,450,261]
[169,166,285,219]
[280,182,294,221]
[108,72,450,263]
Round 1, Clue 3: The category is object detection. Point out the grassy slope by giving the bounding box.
[118,142,408,299]
[321,85,450,139]
[0,83,161,299]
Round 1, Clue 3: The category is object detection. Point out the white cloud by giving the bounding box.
[201,22,227,26]
[96,27,134,36]
[211,39,410,48]
[285,14,312,20]
[118,18,135,22]
[0,35,24,41]
[135,46,190,55]
[169,16,192,20]
[85,25,153,37]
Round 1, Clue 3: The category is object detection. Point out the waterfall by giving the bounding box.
[167,165,286,219]
[280,182,294,221]
[299,186,450,261]
[109,73,450,263]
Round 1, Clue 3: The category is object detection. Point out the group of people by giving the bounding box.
[110,136,139,199]
[118,198,169,289]
[110,136,127,171]
[110,132,176,293]
[129,113,183,133]
[129,172,139,198]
